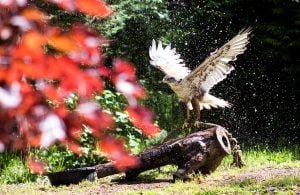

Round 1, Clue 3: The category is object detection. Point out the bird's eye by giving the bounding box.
[163,76,177,83]
[169,77,176,82]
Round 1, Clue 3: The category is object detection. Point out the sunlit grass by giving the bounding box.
[220,145,299,169]
[0,146,299,194]
[137,146,300,179]
[0,151,37,184]
[121,175,300,195]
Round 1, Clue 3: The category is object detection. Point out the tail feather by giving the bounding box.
[199,94,232,110]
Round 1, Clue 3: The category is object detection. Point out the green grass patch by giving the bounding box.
[121,175,300,195]
[0,145,299,195]
[220,145,300,169]
[0,151,37,184]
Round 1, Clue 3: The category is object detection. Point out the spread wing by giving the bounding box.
[183,27,252,93]
[149,40,191,80]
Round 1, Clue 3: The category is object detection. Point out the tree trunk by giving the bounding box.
[47,126,234,185]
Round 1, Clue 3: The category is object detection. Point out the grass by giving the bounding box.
[0,146,299,194]
[0,151,37,184]
[134,175,300,195]
[137,146,300,180]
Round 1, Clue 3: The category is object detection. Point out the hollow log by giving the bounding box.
[47,126,233,185]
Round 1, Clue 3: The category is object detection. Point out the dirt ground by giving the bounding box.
[1,167,299,194]
[39,167,300,194]
[83,167,300,194]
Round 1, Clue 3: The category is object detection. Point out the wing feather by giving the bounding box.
[183,27,252,92]
[149,40,191,80]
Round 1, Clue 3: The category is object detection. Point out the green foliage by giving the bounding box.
[94,0,169,37]
[90,0,171,88]
[96,90,165,153]
[87,0,299,146]
[142,89,182,130]
[33,0,300,146]
[27,0,299,181]
[1,146,299,189]
[34,128,105,172]
[33,0,85,29]
[33,89,167,173]
[64,93,79,110]
[219,145,300,171]
[0,152,37,184]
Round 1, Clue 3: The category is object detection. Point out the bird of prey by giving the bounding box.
[149,27,252,128]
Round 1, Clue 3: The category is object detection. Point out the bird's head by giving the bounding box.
[162,76,176,84]
[162,76,181,85]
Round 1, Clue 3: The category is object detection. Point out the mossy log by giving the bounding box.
[48,126,239,186]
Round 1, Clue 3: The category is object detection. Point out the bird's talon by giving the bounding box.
[201,122,218,128]
[194,121,201,128]
[182,122,189,128]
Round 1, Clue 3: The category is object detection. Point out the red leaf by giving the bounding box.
[68,127,83,139]
[99,136,139,171]
[89,111,114,137]
[48,34,80,53]
[43,86,63,102]
[38,113,66,147]
[11,82,41,115]
[12,31,46,68]
[63,112,83,138]
[98,66,111,77]
[68,25,104,65]
[112,59,136,81]
[126,106,160,137]
[64,139,83,155]
[77,103,114,135]
[115,155,139,172]
[12,138,26,150]
[0,0,27,8]
[27,133,42,147]
[13,61,47,79]
[21,7,46,23]
[27,157,47,175]
[47,0,76,11]
[81,72,104,96]
[18,31,46,53]
[54,105,69,118]
[112,59,146,104]
[75,0,112,18]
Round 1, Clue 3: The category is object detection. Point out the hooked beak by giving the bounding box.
[162,77,167,83]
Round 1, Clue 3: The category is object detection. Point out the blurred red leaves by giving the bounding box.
[63,139,83,155]
[76,0,112,18]
[76,102,114,137]
[48,34,80,53]
[112,60,159,137]
[0,0,27,8]
[21,7,47,23]
[127,106,160,137]
[112,59,146,105]
[27,156,47,175]
[99,136,139,171]
[47,0,112,18]
[0,0,160,174]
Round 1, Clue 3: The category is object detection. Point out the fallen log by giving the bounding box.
[47,126,243,185]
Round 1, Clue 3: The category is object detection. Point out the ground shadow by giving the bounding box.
[112,177,173,185]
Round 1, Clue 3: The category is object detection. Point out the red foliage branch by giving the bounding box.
[0,0,159,172]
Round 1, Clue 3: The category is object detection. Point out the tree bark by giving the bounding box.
[47,126,234,185]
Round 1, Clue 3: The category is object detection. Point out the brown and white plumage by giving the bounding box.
[149,27,252,126]
[149,40,191,80]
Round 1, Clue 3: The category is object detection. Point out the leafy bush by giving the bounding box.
[0,152,37,184]
[0,0,160,176]
[34,129,104,172]
[33,89,165,172]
